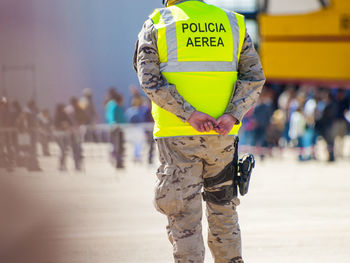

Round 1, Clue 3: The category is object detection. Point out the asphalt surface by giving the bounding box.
[1,142,349,263]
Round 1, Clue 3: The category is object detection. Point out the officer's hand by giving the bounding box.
[214,114,238,136]
[187,111,218,132]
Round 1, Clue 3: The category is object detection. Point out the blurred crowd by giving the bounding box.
[0,86,154,172]
[1,84,350,173]
[240,85,350,162]
[104,86,154,168]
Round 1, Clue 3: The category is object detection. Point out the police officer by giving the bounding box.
[133,0,265,262]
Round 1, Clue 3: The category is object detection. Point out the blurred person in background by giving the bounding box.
[239,108,256,153]
[125,90,154,124]
[105,87,126,124]
[289,106,306,161]
[287,89,305,126]
[278,85,296,146]
[128,85,142,104]
[315,91,338,162]
[288,90,307,160]
[105,87,126,169]
[0,97,12,171]
[125,94,154,164]
[23,100,41,171]
[80,88,98,142]
[127,86,155,164]
[333,89,349,158]
[314,89,327,134]
[54,103,74,171]
[7,100,23,167]
[66,97,88,126]
[125,95,146,163]
[80,88,97,124]
[125,95,146,123]
[11,100,22,123]
[303,90,318,160]
[12,102,31,168]
[253,89,274,159]
[38,108,52,156]
[64,97,86,171]
[266,108,285,155]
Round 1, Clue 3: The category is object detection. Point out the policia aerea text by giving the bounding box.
[182,22,226,47]
[133,0,265,262]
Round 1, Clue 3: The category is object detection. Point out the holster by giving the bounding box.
[235,154,255,196]
[202,137,255,205]
[202,161,238,205]
[202,137,239,205]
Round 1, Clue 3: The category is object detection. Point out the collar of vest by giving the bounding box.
[166,0,203,7]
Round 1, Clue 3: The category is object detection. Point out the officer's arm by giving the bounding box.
[133,19,195,122]
[224,32,266,123]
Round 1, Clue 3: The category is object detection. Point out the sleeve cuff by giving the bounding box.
[178,106,196,123]
[224,108,244,124]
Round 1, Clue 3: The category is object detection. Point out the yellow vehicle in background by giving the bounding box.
[259,0,350,87]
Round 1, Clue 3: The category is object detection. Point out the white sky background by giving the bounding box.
[206,0,257,12]
[206,0,325,14]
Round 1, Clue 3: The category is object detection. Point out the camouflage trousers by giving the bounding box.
[155,136,243,263]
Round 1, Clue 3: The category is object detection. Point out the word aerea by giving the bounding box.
[181,22,226,47]
[186,37,224,47]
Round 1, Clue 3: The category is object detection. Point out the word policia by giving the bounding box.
[182,22,227,47]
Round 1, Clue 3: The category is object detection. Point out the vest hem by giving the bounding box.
[153,134,238,139]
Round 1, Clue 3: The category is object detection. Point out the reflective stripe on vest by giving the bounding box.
[149,1,245,138]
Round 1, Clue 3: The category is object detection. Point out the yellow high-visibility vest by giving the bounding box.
[149,0,245,138]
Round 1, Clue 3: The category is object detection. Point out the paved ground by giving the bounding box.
[1,142,350,263]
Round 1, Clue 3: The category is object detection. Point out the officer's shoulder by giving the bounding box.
[148,7,165,23]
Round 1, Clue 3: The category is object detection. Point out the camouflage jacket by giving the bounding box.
[133,1,265,123]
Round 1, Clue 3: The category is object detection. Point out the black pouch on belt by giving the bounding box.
[202,137,239,205]
[202,137,255,205]
[235,153,255,196]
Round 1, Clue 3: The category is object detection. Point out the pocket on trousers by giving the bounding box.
[154,166,183,216]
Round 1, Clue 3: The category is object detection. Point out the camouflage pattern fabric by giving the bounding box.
[155,136,243,263]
